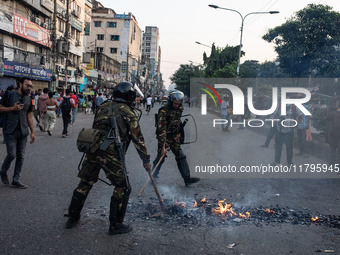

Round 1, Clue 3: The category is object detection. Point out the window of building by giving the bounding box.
[146,49,150,52]
[58,20,64,32]
[132,58,136,66]
[96,47,103,53]
[110,48,117,54]
[107,22,117,28]
[146,43,150,46]
[94,21,102,27]
[110,35,120,41]
[97,34,104,40]
[71,28,76,39]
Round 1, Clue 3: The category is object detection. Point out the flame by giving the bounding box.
[194,201,198,207]
[212,200,251,219]
[175,201,186,207]
[265,208,275,213]
[311,216,319,221]
[212,200,237,217]
[201,198,207,203]
[239,212,250,218]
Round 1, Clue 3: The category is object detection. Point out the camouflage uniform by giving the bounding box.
[67,100,150,232]
[153,103,191,181]
[76,101,150,198]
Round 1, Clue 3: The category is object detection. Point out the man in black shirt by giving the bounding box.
[0,77,35,188]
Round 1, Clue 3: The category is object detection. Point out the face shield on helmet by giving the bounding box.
[113,82,136,103]
[168,90,184,107]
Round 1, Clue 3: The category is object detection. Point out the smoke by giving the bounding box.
[158,185,194,204]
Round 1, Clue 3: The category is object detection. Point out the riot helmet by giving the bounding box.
[169,90,184,106]
[113,82,136,103]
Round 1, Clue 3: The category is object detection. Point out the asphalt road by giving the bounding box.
[0,104,339,255]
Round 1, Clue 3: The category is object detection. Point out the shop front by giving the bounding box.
[0,60,52,91]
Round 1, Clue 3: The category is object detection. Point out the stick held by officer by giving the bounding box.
[65,82,152,235]
[152,90,200,186]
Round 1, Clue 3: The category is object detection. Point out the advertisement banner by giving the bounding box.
[0,11,13,33]
[13,14,51,48]
[3,60,52,81]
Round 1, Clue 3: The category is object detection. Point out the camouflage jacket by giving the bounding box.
[93,100,150,164]
[156,104,183,146]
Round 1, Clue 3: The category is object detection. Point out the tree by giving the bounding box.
[170,64,203,96]
[263,4,340,78]
[203,44,241,78]
[239,60,260,78]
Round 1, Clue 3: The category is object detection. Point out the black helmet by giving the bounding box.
[113,82,136,103]
[169,90,184,104]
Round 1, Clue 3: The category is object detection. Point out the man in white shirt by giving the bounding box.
[146,95,152,114]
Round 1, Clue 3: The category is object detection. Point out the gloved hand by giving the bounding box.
[144,163,152,172]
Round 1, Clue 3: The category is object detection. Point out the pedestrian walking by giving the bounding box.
[152,90,200,186]
[85,95,92,114]
[327,97,340,166]
[221,95,231,132]
[65,82,152,235]
[37,88,49,132]
[60,89,75,138]
[272,103,296,166]
[146,95,152,114]
[96,92,104,108]
[0,77,35,188]
[42,91,59,136]
[70,91,78,125]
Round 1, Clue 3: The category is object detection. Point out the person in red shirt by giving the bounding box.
[70,91,78,125]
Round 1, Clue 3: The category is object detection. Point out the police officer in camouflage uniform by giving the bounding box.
[65,82,152,235]
[152,90,200,186]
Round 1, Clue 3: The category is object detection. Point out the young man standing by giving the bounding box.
[0,77,35,188]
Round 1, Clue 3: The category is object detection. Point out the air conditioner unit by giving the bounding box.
[72,10,80,17]
[35,17,41,25]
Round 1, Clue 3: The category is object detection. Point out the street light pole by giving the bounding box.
[195,41,212,49]
[208,4,279,76]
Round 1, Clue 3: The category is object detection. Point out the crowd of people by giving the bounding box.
[0,79,339,236]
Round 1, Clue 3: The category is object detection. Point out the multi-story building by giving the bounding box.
[54,0,86,92]
[142,26,161,93]
[88,1,142,89]
[0,0,54,91]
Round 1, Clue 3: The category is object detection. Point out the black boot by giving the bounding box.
[108,196,132,235]
[184,176,200,187]
[177,154,200,187]
[66,190,87,229]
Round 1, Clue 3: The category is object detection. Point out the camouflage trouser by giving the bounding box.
[152,139,185,177]
[76,144,127,199]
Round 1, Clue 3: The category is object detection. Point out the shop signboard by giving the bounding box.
[3,60,52,81]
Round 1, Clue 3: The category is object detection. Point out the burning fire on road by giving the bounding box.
[130,197,340,229]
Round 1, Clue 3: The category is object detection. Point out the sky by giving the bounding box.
[99,0,340,88]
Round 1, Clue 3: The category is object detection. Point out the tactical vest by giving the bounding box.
[93,101,130,144]
[159,104,183,137]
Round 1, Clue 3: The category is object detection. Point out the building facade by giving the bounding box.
[0,0,54,91]
[54,0,86,92]
[87,1,142,89]
[142,26,163,94]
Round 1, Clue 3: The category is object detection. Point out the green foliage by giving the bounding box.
[239,60,260,78]
[311,107,328,133]
[263,4,340,78]
[203,44,241,78]
[255,84,274,96]
[170,64,203,96]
